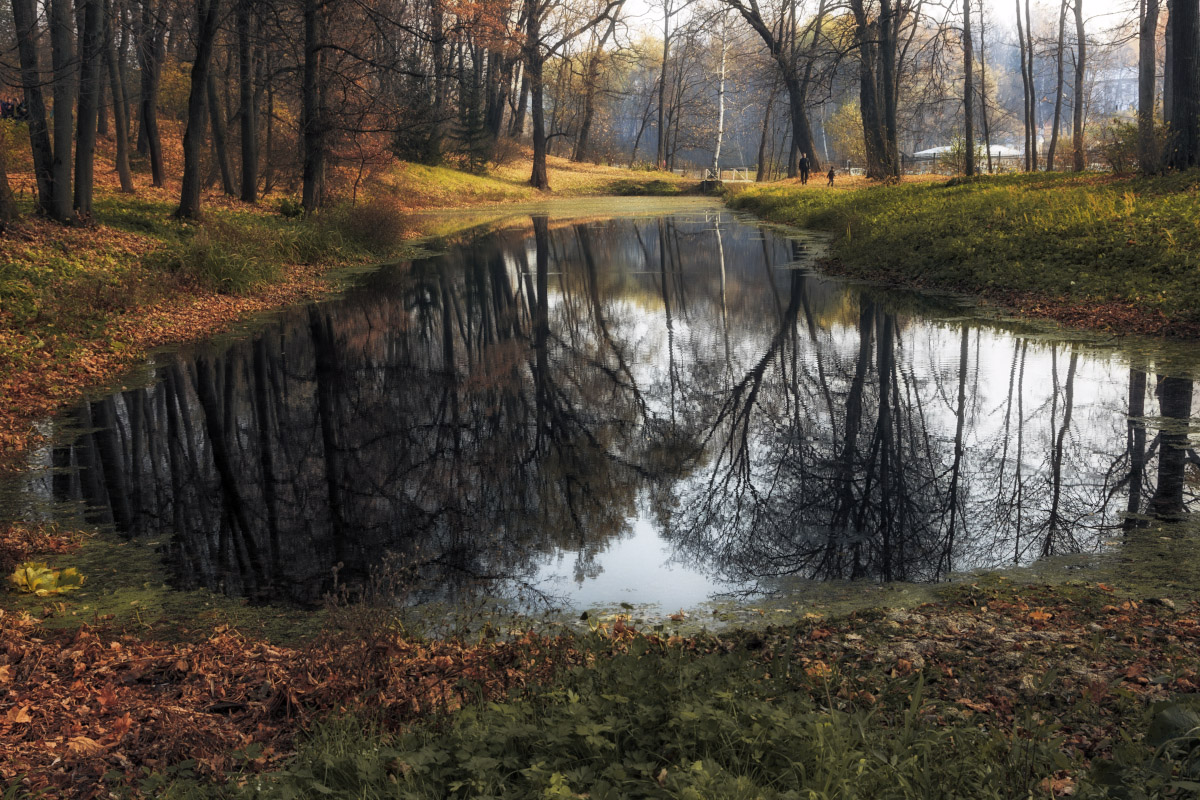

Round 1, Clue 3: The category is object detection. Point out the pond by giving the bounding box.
[10,202,1200,612]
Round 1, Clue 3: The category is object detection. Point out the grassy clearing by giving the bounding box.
[728,171,1200,335]
[377,157,689,209]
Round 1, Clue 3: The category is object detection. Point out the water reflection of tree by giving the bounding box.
[49,217,671,604]
[44,213,1199,605]
[666,283,961,584]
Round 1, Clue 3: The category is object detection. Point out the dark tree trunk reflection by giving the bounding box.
[39,215,1199,606]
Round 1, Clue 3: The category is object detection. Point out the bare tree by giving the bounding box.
[1138,0,1161,173]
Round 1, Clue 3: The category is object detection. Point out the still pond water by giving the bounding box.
[14,204,1200,611]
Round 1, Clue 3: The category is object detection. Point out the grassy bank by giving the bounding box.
[0,157,688,471]
[728,171,1200,337]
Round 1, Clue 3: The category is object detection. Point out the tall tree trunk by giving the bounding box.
[50,0,75,221]
[0,140,12,233]
[1138,0,1161,173]
[1047,0,1068,170]
[879,0,900,177]
[1164,0,1174,126]
[207,72,236,196]
[238,0,259,202]
[1166,0,1199,167]
[978,0,993,172]
[301,0,326,211]
[655,1,672,168]
[525,0,549,190]
[1016,0,1033,170]
[756,84,777,181]
[510,62,529,137]
[104,0,135,192]
[573,19,616,163]
[10,0,58,217]
[1072,0,1086,171]
[527,48,549,189]
[1025,0,1039,170]
[136,1,166,186]
[711,13,728,176]
[176,0,222,218]
[963,0,975,176]
[74,0,104,218]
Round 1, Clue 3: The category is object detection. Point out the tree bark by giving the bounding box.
[1016,0,1033,170]
[104,0,135,192]
[301,0,326,211]
[978,0,993,172]
[1025,0,1039,170]
[176,0,222,219]
[238,0,259,202]
[1166,0,1199,167]
[756,84,777,181]
[963,0,974,176]
[1072,0,1086,171]
[655,0,672,168]
[711,13,728,176]
[10,0,58,217]
[1047,0,1068,170]
[50,0,76,221]
[136,0,167,187]
[207,71,236,196]
[74,0,105,218]
[572,19,616,163]
[1138,0,1161,173]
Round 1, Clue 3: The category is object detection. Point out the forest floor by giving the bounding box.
[727,170,1200,338]
[0,140,690,474]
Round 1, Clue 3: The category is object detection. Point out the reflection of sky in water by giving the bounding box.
[532,510,740,610]
[13,209,1200,611]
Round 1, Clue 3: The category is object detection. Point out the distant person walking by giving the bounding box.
[798,154,810,185]
[827,166,836,186]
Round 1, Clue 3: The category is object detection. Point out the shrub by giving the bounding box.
[150,222,281,294]
[1101,118,1140,175]
[330,195,409,255]
[275,197,304,219]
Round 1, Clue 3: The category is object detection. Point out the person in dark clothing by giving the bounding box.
[827,166,836,186]
[798,154,810,184]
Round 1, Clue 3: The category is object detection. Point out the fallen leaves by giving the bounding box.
[0,612,581,797]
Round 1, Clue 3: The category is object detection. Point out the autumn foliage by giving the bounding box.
[0,611,579,797]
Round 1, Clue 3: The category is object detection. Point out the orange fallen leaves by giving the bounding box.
[0,611,581,797]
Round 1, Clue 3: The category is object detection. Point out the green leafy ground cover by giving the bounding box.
[728,172,1200,335]
[116,577,1200,799]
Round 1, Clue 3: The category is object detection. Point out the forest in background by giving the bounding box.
[0,0,1197,228]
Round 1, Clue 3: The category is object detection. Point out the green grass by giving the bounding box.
[137,636,1073,799]
[728,171,1200,329]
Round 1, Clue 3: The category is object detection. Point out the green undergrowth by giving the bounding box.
[136,638,1074,799]
[128,577,1200,799]
[728,171,1200,328]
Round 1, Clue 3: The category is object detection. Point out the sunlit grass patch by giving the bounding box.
[729,171,1200,333]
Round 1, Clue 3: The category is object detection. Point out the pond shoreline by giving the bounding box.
[727,171,1200,340]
